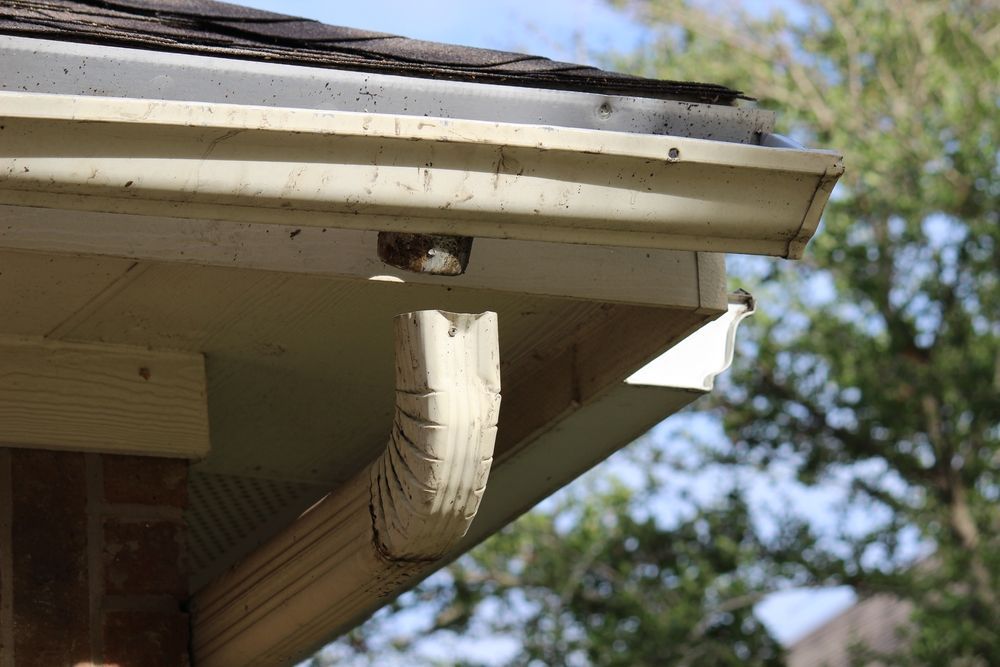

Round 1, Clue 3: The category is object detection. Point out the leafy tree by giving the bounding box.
[313,477,799,666]
[611,0,999,663]
[436,483,793,666]
[315,1,999,664]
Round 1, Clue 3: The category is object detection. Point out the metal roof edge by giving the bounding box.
[0,34,774,142]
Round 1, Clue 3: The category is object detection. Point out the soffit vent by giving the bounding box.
[187,472,326,589]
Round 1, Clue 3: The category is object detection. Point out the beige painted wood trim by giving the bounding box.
[192,310,500,666]
[0,337,209,459]
[0,206,703,309]
[696,252,729,314]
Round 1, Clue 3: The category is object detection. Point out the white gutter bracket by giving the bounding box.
[627,290,756,391]
[192,310,500,666]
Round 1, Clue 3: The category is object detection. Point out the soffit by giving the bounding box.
[0,248,710,485]
[0,246,715,589]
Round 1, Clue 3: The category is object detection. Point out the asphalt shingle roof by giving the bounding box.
[0,0,745,104]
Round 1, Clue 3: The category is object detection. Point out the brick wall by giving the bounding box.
[0,448,190,667]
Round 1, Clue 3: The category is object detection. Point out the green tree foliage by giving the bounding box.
[316,1,998,664]
[611,0,999,662]
[315,477,801,666]
[437,483,788,666]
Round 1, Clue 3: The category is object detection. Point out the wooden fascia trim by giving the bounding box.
[0,205,709,310]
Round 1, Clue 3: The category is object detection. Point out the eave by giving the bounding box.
[0,91,842,259]
[0,31,837,664]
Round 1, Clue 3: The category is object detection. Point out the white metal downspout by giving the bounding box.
[371,310,500,560]
[192,310,501,667]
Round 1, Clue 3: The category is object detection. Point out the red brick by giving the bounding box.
[104,610,190,667]
[10,449,90,666]
[102,455,188,508]
[103,520,187,597]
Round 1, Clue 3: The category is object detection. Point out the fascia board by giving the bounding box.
[0,205,710,309]
[0,92,843,258]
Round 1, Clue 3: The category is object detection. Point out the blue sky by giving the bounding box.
[237,0,649,65]
[240,0,856,651]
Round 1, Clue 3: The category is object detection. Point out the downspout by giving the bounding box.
[192,310,501,666]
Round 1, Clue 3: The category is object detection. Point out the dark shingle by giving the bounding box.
[90,0,295,21]
[0,0,745,104]
[326,38,543,68]
[211,20,395,43]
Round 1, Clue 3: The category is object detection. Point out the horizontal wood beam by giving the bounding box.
[0,337,209,459]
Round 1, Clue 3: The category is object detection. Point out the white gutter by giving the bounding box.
[0,92,842,258]
[192,310,500,667]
